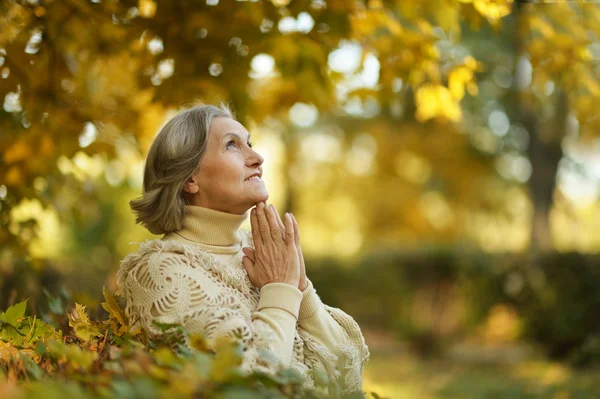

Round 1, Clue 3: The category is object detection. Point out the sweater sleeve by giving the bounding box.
[297,278,370,395]
[118,249,302,375]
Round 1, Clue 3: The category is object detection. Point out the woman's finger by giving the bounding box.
[270,205,286,240]
[242,247,255,263]
[242,253,254,269]
[255,202,272,243]
[250,207,263,249]
[264,203,283,242]
[291,213,300,248]
[250,205,263,248]
[284,213,295,246]
[242,256,255,281]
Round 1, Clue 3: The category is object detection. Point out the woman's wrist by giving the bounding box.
[298,279,323,321]
[258,282,303,319]
[299,278,308,292]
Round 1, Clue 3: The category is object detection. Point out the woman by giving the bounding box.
[116,104,370,396]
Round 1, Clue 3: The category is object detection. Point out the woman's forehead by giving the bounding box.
[211,117,249,138]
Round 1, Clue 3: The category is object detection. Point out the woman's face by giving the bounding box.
[184,117,268,214]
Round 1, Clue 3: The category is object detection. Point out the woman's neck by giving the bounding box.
[162,205,248,254]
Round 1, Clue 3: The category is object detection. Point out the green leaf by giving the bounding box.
[27,317,61,344]
[219,388,271,399]
[0,320,27,345]
[0,298,29,324]
[35,341,47,355]
[189,351,212,378]
[47,339,98,371]
[151,320,185,333]
[311,368,329,389]
[21,354,44,380]
[278,367,304,384]
[153,346,183,369]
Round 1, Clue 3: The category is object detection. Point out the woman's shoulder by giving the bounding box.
[120,238,191,261]
[116,238,212,294]
[119,237,219,268]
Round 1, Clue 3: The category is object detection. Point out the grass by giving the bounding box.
[361,331,600,399]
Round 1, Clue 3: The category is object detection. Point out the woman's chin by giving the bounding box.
[254,190,269,203]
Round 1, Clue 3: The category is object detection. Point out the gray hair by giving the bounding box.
[130,103,234,235]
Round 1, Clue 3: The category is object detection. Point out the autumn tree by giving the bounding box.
[6,0,593,281]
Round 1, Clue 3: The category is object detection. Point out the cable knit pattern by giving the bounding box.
[117,224,369,396]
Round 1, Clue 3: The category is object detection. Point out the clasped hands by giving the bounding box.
[241,201,308,292]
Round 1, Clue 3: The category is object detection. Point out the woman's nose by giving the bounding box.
[247,148,264,167]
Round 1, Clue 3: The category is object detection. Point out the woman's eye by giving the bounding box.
[227,140,253,149]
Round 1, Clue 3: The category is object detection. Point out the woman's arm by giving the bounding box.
[118,249,303,374]
[298,278,370,395]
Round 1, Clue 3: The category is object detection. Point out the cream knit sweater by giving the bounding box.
[116,205,369,396]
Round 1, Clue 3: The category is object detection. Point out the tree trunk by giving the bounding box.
[524,91,566,252]
[513,1,566,252]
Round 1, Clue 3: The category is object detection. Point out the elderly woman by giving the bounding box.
[116,104,370,396]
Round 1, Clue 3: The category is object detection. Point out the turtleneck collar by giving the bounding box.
[164,205,248,254]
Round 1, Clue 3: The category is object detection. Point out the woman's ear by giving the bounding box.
[183,174,200,194]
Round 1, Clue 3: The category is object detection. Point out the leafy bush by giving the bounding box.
[503,252,600,365]
[308,249,600,363]
[0,289,377,399]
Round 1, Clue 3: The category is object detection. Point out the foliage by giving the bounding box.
[0,0,514,253]
[308,249,600,363]
[505,252,600,366]
[2,1,600,267]
[0,290,379,399]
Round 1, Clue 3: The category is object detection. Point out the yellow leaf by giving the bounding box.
[415,18,434,35]
[5,166,23,186]
[209,336,243,382]
[424,60,441,83]
[39,135,54,156]
[4,140,32,164]
[432,0,460,36]
[385,15,403,37]
[530,16,555,39]
[138,0,156,18]
[415,84,462,122]
[449,66,474,100]
[467,81,479,96]
[368,0,383,9]
[68,303,100,342]
[190,333,211,353]
[409,69,427,87]
[577,46,592,61]
[473,0,513,25]
[0,340,19,362]
[463,55,483,71]
[101,287,129,335]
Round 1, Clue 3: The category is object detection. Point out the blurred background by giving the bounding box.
[1,0,600,397]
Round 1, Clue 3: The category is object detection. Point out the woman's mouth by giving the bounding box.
[244,176,262,182]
